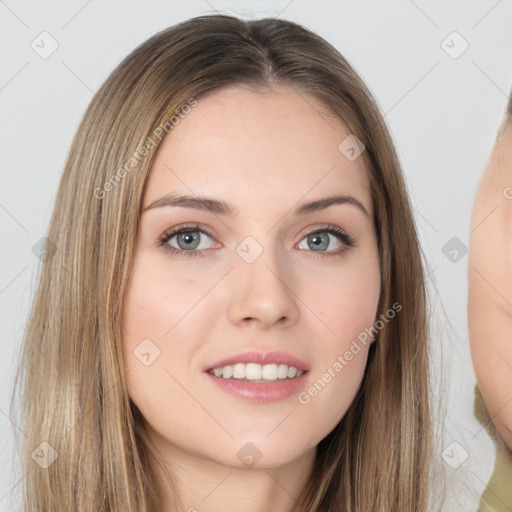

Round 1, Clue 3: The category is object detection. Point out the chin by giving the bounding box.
[206,435,316,471]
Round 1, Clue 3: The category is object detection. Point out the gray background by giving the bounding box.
[1,1,511,510]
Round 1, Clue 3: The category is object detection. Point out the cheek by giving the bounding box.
[293,256,380,433]
[121,254,226,400]
[121,264,213,439]
[122,257,215,345]
[306,254,381,345]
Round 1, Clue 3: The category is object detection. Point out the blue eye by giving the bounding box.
[158,224,215,257]
[158,223,356,258]
[297,226,356,258]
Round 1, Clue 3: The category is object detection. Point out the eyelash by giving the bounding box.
[157,223,357,259]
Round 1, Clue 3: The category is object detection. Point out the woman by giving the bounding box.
[11,14,433,511]
[469,89,512,511]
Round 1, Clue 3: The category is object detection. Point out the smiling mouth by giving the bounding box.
[207,362,306,382]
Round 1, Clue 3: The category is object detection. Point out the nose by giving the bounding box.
[227,245,300,330]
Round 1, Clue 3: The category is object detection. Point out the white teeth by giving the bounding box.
[288,366,297,378]
[245,363,262,380]
[277,364,289,379]
[232,363,245,379]
[209,363,305,381]
[262,364,277,380]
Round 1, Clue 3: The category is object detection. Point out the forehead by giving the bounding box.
[143,84,372,216]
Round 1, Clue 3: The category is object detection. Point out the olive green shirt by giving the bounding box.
[475,386,512,511]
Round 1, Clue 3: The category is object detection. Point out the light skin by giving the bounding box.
[122,83,381,511]
[469,113,512,452]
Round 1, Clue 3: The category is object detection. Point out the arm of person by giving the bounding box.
[468,115,512,452]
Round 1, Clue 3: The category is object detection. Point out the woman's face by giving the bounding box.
[122,84,381,470]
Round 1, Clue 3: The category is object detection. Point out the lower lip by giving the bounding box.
[205,371,308,403]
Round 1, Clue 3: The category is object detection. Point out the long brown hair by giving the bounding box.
[11,14,432,511]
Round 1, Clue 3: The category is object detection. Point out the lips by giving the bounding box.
[204,350,311,373]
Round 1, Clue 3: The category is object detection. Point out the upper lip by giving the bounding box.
[204,350,310,372]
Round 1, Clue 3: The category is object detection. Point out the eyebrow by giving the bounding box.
[142,193,370,218]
